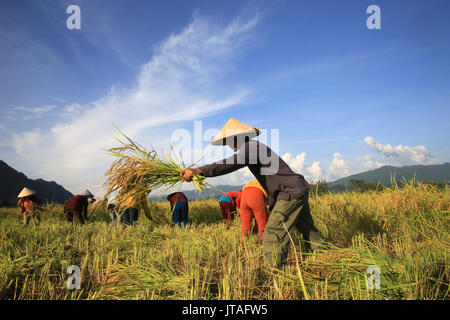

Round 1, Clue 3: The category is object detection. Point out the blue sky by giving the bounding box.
[0,0,449,195]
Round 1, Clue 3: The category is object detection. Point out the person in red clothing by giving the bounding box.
[17,187,42,226]
[64,189,95,224]
[167,192,189,227]
[218,190,242,227]
[239,180,269,240]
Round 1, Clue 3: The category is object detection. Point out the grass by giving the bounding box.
[0,183,448,300]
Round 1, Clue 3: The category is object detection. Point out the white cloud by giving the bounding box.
[198,136,441,187]
[328,152,352,180]
[355,154,384,171]
[207,168,254,188]
[0,124,13,147]
[62,103,83,114]
[11,13,259,196]
[364,136,439,165]
[13,105,56,119]
[282,152,329,183]
[282,152,306,174]
[306,161,323,183]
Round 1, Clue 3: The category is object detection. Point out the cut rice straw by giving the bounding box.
[101,125,219,215]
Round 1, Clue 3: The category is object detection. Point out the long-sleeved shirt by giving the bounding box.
[198,140,310,210]
[17,196,42,215]
[167,192,188,209]
[219,191,242,209]
[64,195,89,216]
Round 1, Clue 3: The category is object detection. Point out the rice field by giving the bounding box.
[0,183,448,300]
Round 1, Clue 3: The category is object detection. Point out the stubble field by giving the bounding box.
[0,183,448,300]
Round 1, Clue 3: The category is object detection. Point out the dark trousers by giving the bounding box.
[65,208,86,224]
[219,201,236,224]
[23,213,40,226]
[173,202,188,227]
[111,207,139,227]
[263,192,325,268]
[122,207,139,226]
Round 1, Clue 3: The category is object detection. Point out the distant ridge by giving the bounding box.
[328,162,450,190]
[148,163,450,200]
[0,160,73,206]
[149,185,244,201]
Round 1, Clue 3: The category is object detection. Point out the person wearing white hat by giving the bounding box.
[17,187,42,226]
[81,189,96,204]
[63,189,95,224]
[106,199,118,222]
[180,118,327,268]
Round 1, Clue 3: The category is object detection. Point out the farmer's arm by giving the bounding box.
[236,194,241,209]
[181,151,249,181]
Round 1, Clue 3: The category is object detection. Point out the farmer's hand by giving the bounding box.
[180,168,202,182]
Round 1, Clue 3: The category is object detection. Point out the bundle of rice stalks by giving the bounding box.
[101,127,211,215]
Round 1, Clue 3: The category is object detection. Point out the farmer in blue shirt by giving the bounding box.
[167,192,189,227]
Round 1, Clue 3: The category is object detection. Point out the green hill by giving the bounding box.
[149,185,244,201]
[150,163,450,199]
[328,162,450,191]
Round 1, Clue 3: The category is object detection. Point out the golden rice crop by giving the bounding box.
[101,126,211,213]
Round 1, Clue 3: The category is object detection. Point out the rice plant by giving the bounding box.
[101,126,213,213]
[0,182,448,300]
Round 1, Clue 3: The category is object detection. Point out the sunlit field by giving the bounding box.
[0,183,448,300]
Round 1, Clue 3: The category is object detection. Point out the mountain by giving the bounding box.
[0,160,73,206]
[149,163,450,200]
[328,163,450,191]
[149,185,244,201]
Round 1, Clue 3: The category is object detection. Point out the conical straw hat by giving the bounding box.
[211,118,261,146]
[80,189,94,197]
[17,187,36,198]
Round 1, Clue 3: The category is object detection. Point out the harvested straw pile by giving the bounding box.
[102,128,209,214]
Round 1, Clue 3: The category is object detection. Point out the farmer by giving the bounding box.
[118,195,142,227]
[107,200,119,223]
[240,179,269,240]
[180,118,326,267]
[17,187,42,226]
[218,190,242,226]
[64,189,95,224]
[167,192,189,227]
[120,207,138,226]
[108,193,151,227]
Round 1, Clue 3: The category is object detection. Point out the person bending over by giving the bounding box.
[240,180,269,240]
[17,187,42,226]
[167,192,189,227]
[218,190,241,227]
[64,189,95,224]
[180,118,326,267]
